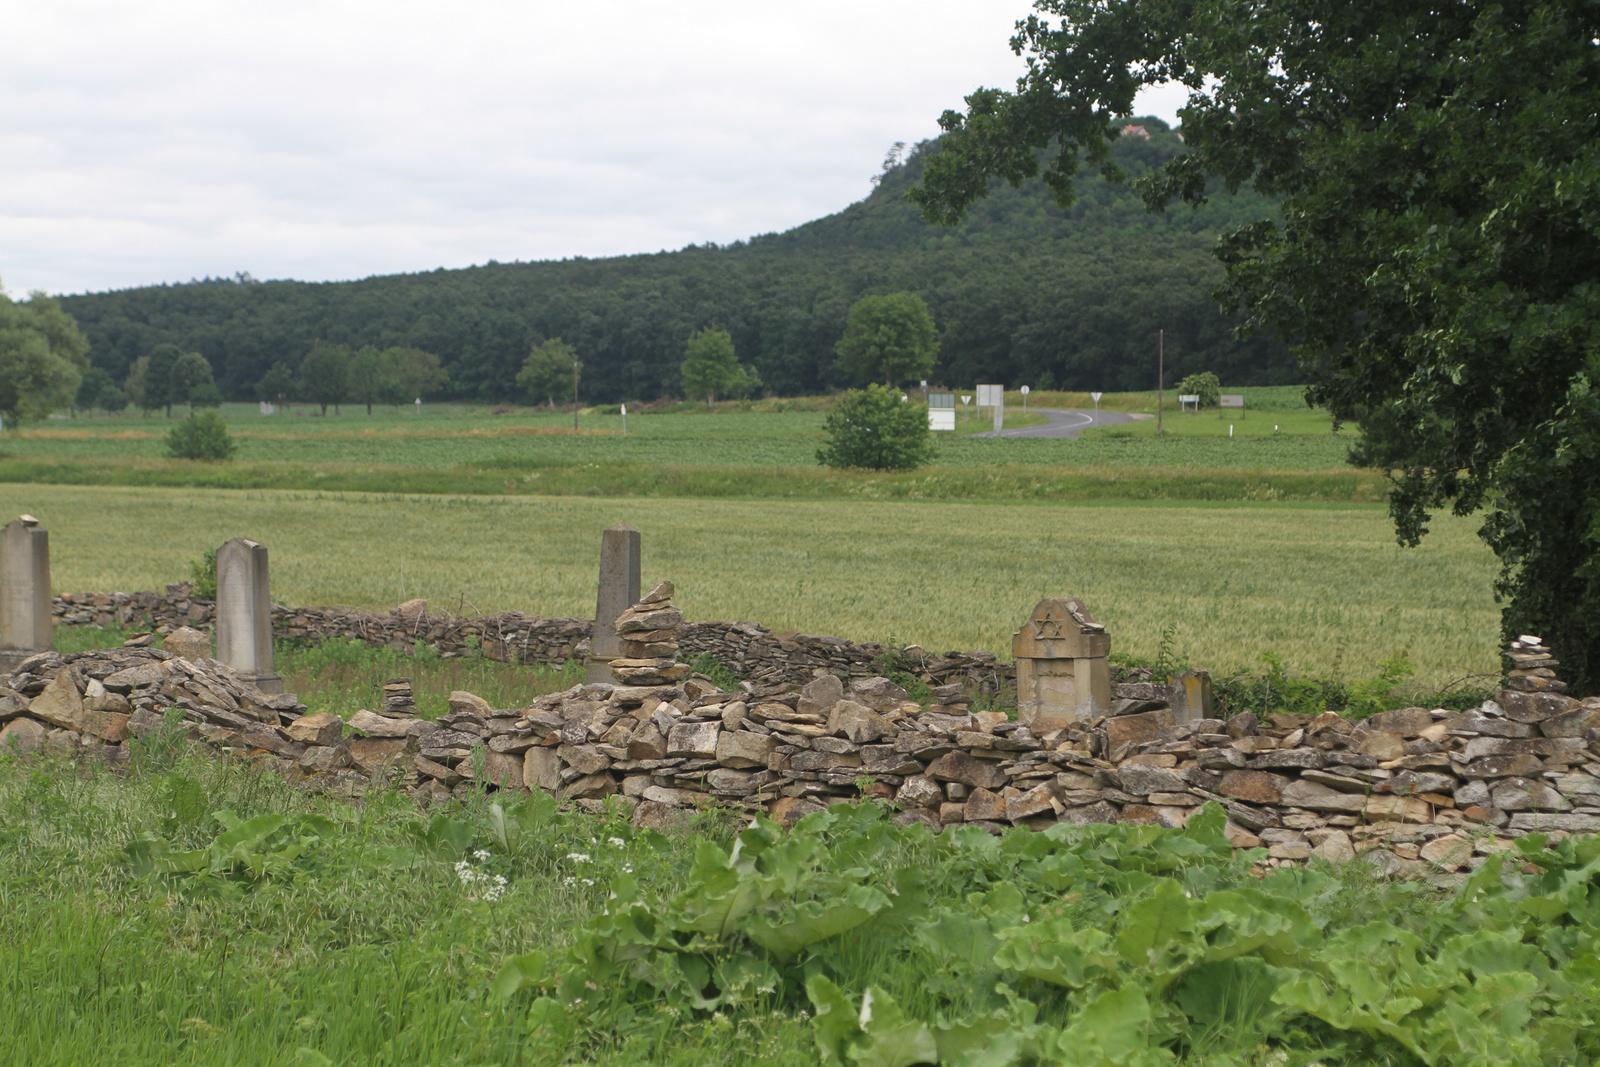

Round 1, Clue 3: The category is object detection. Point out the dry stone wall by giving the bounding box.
[51,588,1013,695]
[11,596,1598,878]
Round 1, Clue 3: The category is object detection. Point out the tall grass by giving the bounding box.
[0,750,803,1066]
[11,484,1500,684]
[55,626,582,718]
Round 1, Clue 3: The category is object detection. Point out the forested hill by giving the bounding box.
[59,119,1294,403]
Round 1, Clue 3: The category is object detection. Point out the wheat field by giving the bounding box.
[0,483,1501,683]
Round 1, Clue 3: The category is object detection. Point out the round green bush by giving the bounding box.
[816,385,934,471]
[166,409,237,461]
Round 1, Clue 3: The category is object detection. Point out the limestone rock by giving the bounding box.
[523,747,561,792]
[1311,830,1355,863]
[81,710,130,742]
[300,745,351,772]
[848,676,909,713]
[715,730,775,768]
[1007,783,1058,822]
[162,627,211,661]
[613,606,684,635]
[1365,706,1433,737]
[1279,779,1366,812]
[1354,730,1406,761]
[964,788,1007,822]
[796,674,843,718]
[1219,770,1290,806]
[347,709,415,738]
[348,737,412,775]
[829,701,893,744]
[925,750,1007,791]
[895,774,944,808]
[1104,707,1175,751]
[0,716,48,754]
[666,721,720,759]
[1117,763,1188,796]
[448,691,494,718]
[27,672,84,730]
[0,687,26,720]
[483,750,525,789]
[286,711,344,746]
[627,722,668,760]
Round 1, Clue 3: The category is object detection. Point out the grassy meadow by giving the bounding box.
[0,389,1370,503]
[5,483,1499,686]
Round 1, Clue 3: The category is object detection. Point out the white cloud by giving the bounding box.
[0,0,1187,295]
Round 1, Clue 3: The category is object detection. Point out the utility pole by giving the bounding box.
[1157,329,1165,437]
[572,361,581,431]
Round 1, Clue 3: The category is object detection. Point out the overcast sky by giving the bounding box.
[1,0,1185,297]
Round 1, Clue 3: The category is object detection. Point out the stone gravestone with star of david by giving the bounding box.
[1011,596,1112,722]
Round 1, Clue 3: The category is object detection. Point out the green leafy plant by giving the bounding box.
[1177,371,1222,409]
[165,409,237,461]
[687,652,741,692]
[816,385,933,471]
[125,809,338,888]
[188,547,217,599]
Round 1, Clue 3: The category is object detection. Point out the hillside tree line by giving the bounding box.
[56,123,1297,404]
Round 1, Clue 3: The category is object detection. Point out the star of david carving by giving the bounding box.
[1031,616,1066,640]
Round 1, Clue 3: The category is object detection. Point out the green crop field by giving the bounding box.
[2,483,1499,686]
[0,389,1378,506]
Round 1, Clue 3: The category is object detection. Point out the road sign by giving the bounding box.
[975,384,1004,408]
[1091,391,1103,413]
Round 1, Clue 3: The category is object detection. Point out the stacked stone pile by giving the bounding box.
[11,618,1600,875]
[0,642,304,763]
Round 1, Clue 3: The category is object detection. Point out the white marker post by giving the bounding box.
[621,403,627,436]
[414,398,421,415]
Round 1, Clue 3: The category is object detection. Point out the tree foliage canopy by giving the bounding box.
[58,132,1293,405]
[680,327,759,409]
[0,288,89,426]
[914,0,1600,690]
[816,385,934,471]
[835,292,940,386]
[517,338,580,408]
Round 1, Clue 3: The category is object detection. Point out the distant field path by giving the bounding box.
[980,408,1136,439]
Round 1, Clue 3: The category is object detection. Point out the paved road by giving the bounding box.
[971,408,1137,439]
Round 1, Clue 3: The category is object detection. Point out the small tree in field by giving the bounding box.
[680,327,759,410]
[518,338,580,408]
[816,385,933,471]
[1177,371,1221,409]
[166,409,237,461]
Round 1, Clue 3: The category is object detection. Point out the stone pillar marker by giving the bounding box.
[215,537,283,694]
[0,515,51,672]
[586,524,641,683]
[1012,596,1112,722]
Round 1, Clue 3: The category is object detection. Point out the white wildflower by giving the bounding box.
[607,837,626,848]
[473,849,492,861]
[566,851,592,864]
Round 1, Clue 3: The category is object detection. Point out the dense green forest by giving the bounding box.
[58,120,1294,403]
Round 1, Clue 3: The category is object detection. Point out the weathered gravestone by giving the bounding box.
[586,523,642,683]
[215,537,283,694]
[1013,596,1111,722]
[0,515,51,673]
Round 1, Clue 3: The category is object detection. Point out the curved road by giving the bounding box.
[971,407,1137,439]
